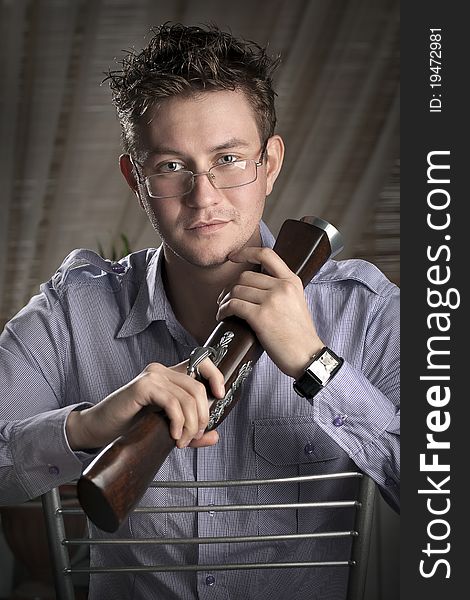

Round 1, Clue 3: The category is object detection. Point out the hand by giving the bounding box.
[216,246,324,379]
[66,358,225,451]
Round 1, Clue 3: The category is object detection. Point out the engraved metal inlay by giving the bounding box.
[211,330,235,366]
[207,361,253,430]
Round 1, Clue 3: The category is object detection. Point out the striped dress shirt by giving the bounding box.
[0,221,399,600]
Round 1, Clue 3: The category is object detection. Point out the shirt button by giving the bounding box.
[384,476,396,487]
[208,502,215,517]
[333,415,346,427]
[111,263,125,273]
[304,442,315,455]
[205,575,216,586]
[48,465,60,476]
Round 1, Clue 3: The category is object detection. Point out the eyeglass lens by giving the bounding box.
[146,160,258,198]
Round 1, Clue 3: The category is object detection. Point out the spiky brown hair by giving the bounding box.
[104,22,280,155]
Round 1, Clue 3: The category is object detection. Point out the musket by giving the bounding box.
[77,216,343,532]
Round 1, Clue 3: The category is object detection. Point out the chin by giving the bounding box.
[167,244,230,269]
[185,252,230,269]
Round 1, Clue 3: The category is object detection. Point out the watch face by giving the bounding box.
[309,349,340,385]
[320,350,339,373]
[294,347,343,399]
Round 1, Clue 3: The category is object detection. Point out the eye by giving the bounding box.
[157,161,185,173]
[218,154,239,165]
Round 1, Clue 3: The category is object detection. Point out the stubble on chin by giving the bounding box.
[161,237,235,269]
[143,201,261,269]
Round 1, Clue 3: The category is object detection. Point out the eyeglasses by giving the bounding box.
[131,144,267,199]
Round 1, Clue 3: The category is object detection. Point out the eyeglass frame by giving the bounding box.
[130,139,269,199]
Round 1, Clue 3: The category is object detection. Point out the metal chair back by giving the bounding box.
[41,471,376,600]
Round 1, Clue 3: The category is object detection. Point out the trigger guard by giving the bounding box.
[187,346,217,379]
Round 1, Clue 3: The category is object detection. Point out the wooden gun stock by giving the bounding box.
[77,216,343,532]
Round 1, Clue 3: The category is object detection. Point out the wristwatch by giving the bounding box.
[293,346,344,399]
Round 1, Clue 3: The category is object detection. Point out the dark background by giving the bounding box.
[401,2,465,598]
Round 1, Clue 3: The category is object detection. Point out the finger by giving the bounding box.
[187,378,210,441]
[189,430,220,448]
[155,387,186,442]
[169,364,219,444]
[176,380,211,447]
[171,360,191,374]
[235,270,276,290]
[219,284,266,307]
[217,269,276,304]
[196,357,225,399]
[228,246,294,279]
[145,370,204,446]
[217,297,259,324]
[161,383,206,443]
[169,361,220,443]
[217,273,277,309]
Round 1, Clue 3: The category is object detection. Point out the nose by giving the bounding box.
[184,171,221,208]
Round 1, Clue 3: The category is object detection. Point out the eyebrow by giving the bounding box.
[208,138,251,152]
[145,138,252,158]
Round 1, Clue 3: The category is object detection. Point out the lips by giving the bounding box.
[186,220,230,233]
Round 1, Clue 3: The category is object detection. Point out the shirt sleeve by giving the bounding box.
[0,285,96,505]
[314,287,400,512]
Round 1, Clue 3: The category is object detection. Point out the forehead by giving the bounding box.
[136,89,262,157]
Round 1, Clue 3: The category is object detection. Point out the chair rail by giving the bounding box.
[41,471,375,600]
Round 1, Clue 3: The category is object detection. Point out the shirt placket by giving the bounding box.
[195,440,231,599]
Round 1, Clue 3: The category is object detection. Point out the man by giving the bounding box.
[0,23,399,599]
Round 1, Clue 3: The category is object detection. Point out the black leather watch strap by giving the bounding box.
[293,370,323,399]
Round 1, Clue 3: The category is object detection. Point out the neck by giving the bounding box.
[162,250,253,345]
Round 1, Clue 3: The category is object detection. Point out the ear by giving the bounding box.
[119,154,144,206]
[264,135,285,196]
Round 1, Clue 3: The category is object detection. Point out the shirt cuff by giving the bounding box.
[10,403,98,500]
[313,360,399,456]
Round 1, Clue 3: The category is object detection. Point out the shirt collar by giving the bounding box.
[116,246,169,338]
[259,219,275,249]
[117,220,274,340]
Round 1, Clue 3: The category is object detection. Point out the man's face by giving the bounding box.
[127,90,283,269]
